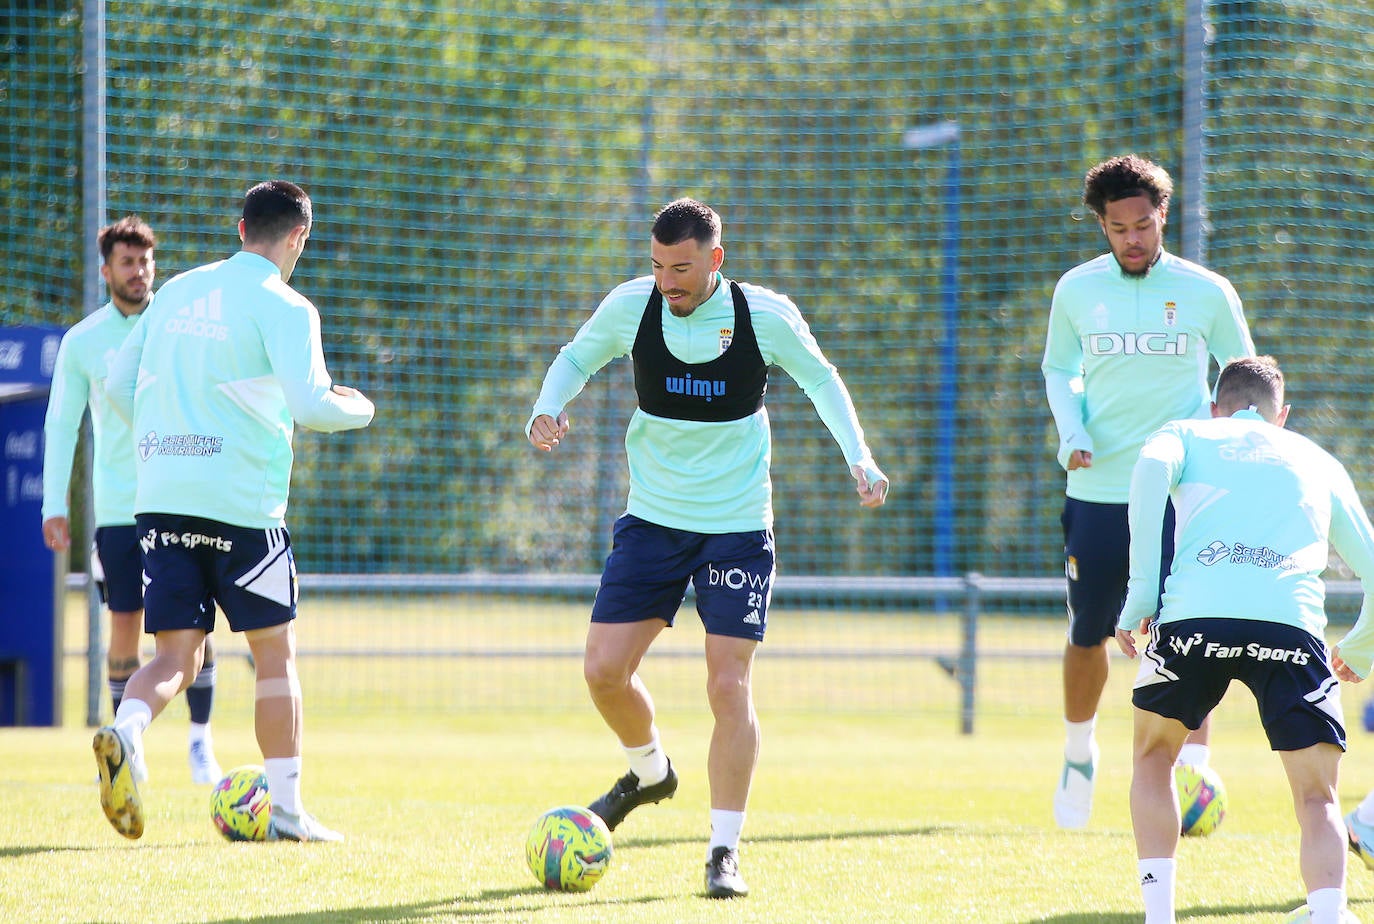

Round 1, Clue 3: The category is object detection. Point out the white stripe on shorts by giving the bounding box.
[233,528,294,607]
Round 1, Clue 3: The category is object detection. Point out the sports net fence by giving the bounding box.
[4,0,1372,724]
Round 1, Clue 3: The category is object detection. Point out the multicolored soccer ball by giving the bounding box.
[210,765,271,842]
[525,805,612,892]
[1175,763,1227,836]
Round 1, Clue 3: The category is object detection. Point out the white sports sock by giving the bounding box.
[1307,887,1346,924]
[265,757,303,816]
[113,698,153,739]
[1064,717,1096,764]
[624,735,669,787]
[709,809,745,852]
[1175,743,1209,769]
[188,721,211,745]
[1138,857,1176,924]
[1358,789,1374,826]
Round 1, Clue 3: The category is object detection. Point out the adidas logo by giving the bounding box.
[1140,873,1158,886]
[743,610,762,625]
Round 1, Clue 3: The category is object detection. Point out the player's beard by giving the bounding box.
[664,290,702,317]
[1115,246,1161,280]
[111,279,150,309]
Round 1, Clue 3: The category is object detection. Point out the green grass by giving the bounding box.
[16,593,1374,921]
[5,695,1374,922]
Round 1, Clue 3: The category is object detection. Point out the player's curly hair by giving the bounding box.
[1216,355,1285,419]
[1082,155,1173,218]
[97,215,156,262]
[652,198,721,248]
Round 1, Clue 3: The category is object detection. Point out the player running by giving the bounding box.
[1117,356,1374,924]
[42,215,222,785]
[1042,154,1255,828]
[527,198,888,898]
[94,181,374,841]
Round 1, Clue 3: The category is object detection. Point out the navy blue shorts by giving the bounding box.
[137,513,298,635]
[92,525,144,613]
[1061,497,1175,646]
[590,514,775,642]
[1132,617,1345,751]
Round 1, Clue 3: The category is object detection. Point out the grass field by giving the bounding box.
[6,597,1374,921]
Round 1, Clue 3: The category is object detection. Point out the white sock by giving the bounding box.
[1308,887,1346,924]
[265,757,302,816]
[1064,717,1096,763]
[709,809,745,852]
[1176,743,1209,769]
[188,722,211,746]
[624,735,669,787]
[1358,789,1374,825]
[1138,857,1176,924]
[113,698,153,741]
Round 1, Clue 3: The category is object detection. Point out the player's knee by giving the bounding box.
[704,669,751,712]
[583,657,628,696]
[1066,637,1111,658]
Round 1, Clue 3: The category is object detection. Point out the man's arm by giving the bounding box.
[1116,424,1184,655]
[40,333,88,544]
[1328,464,1374,680]
[1042,286,1092,470]
[266,302,374,432]
[525,287,636,440]
[757,301,887,503]
[1206,277,1256,366]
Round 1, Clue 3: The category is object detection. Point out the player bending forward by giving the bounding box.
[1117,356,1374,924]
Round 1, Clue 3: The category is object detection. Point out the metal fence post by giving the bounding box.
[960,572,981,734]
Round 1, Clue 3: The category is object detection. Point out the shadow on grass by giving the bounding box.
[0,845,100,858]
[618,822,957,850]
[618,821,1120,850]
[85,889,671,924]
[1029,897,1374,922]
[0,841,206,858]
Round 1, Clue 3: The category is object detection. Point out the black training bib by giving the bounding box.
[631,281,768,422]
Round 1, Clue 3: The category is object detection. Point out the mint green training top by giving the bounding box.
[42,302,140,526]
[1120,410,1374,679]
[107,251,375,529]
[526,273,881,534]
[1042,251,1255,503]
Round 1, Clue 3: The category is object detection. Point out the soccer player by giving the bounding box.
[95,181,375,841]
[1042,154,1255,828]
[42,216,222,785]
[526,198,889,899]
[1116,356,1374,924]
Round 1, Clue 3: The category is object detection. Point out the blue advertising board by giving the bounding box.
[0,326,65,725]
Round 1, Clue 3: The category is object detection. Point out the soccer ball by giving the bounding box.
[525,805,613,892]
[1175,763,1226,836]
[210,765,271,842]
[1282,905,1360,922]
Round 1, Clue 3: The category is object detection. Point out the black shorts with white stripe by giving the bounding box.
[136,513,298,635]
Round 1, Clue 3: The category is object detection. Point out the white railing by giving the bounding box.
[68,572,1366,734]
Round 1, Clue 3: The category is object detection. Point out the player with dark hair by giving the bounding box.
[1117,355,1374,924]
[42,215,222,785]
[1042,154,1256,828]
[527,197,888,898]
[96,181,375,841]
